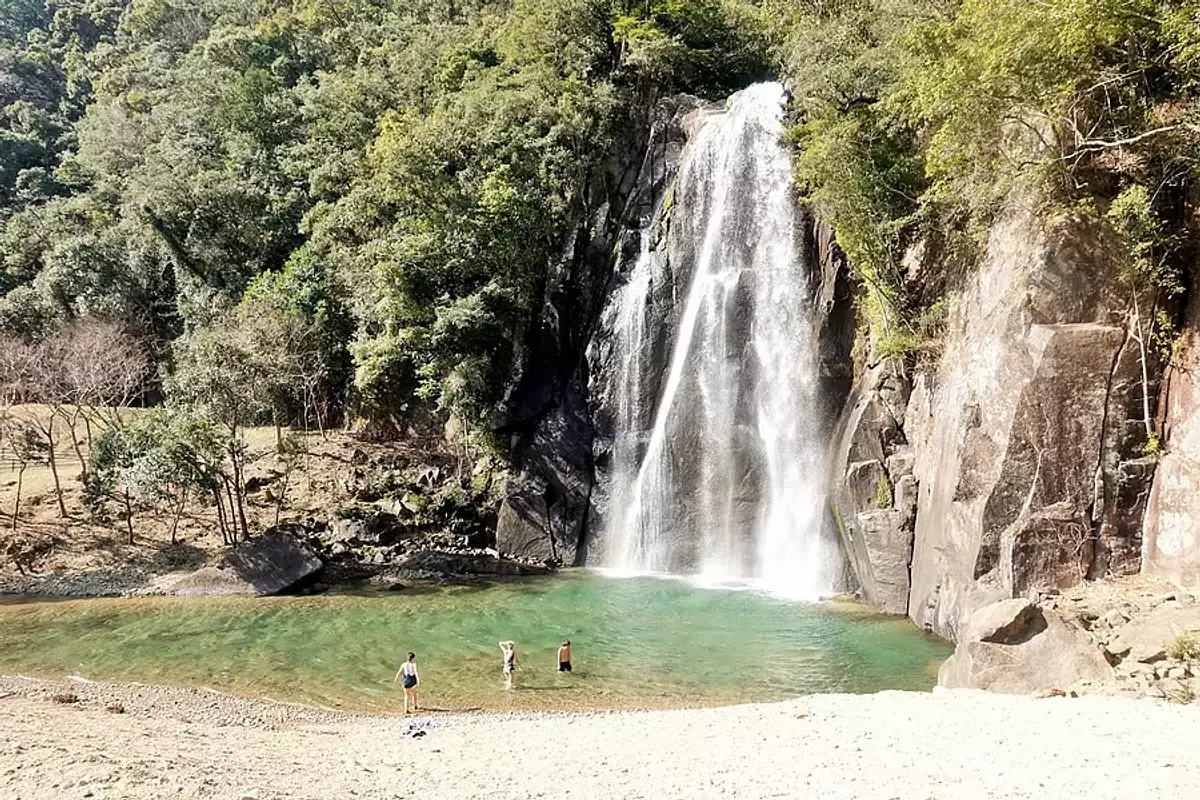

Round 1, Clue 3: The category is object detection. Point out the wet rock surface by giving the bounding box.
[499,96,710,567]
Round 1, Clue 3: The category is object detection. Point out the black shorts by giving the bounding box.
[402,675,417,689]
[558,661,572,672]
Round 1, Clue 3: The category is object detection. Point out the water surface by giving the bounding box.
[0,572,950,712]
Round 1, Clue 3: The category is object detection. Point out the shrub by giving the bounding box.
[1167,631,1200,661]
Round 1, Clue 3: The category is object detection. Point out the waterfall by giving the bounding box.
[602,82,832,599]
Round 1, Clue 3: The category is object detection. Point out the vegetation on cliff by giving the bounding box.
[772,0,1200,371]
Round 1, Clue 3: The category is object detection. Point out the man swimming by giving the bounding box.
[557,640,572,673]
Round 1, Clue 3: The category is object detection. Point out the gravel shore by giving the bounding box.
[2,675,1198,799]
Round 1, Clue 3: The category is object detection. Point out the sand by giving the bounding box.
[2,675,1198,799]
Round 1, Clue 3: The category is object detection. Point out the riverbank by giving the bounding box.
[2,675,1197,799]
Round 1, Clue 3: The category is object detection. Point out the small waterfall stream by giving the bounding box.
[602,82,833,598]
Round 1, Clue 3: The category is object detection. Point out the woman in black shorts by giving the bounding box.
[394,651,419,713]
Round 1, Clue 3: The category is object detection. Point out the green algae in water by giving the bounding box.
[0,572,951,712]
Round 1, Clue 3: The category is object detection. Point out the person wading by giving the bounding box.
[557,640,572,673]
[394,651,419,713]
[499,641,519,690]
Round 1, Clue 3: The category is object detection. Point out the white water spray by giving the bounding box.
[603,83,833,599]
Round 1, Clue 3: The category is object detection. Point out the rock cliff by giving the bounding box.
[830,199,1161,640]
[1143,287,1200,587]
[495,96,706,566]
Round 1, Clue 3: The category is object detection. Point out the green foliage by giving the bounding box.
[88,410,225,542]
[1168,630,1200,661]
[874,469,892,509]
[0,0,774,440]
[772,0,1200,359]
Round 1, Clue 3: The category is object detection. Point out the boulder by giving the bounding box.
[1108,605,1200,665]
[939,600,1114,694]
[169,528,324,596]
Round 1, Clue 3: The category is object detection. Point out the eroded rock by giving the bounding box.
[905,205,1152,640]
[938,600,1114,694]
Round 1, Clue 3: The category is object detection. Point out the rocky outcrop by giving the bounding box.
[901,204,1154,640]
[169,527,324,596]
[829,361,915,614]
[497,96,706,565]
[1143,289,1200,588]
[938,598,1115,693]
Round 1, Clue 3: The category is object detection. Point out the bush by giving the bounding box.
[1167,631,1200,661]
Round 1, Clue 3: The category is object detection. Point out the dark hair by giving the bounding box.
[407,652,416,660]
[562,640,570,646]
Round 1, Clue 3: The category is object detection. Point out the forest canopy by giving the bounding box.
[0,0,770,440]
[3,0,1200,440]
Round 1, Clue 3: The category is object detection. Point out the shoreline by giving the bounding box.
[4,675,1200,799]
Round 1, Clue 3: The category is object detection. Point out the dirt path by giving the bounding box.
[2,676,1197,799]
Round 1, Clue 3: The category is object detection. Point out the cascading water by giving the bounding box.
[602,82,834,599]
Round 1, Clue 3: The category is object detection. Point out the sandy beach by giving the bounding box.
[2,675,1198,799]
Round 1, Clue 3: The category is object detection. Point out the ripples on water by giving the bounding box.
[0,572,951,712]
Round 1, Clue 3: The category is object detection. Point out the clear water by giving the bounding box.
[0,573,950,712]
[604,83,837,597]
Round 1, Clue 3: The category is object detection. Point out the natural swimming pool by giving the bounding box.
[0,571,951,712]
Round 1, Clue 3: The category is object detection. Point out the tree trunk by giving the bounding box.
[214,487,230,546]
[170,487,188,545]
[45,424,67,518]
[123,490,134,545]
[66,407,89,481]
[223,478,241,543]
[12,465,24,531]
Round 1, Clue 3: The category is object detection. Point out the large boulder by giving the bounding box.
[168,528,323,596]
[938,599,1115,693]
[905,205,1152,640]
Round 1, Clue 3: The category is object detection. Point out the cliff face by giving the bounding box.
[831,200,1160,640]
[494,97,705,566]
[1143,288,1200,587]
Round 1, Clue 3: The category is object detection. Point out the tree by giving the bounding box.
[168,316,275,542]
[88,410,224,545]
[7,418,44,532]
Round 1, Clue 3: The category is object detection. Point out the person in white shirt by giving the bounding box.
[499,641,519,690]
[394,651,419,713]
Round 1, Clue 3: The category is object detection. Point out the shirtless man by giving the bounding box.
[557,640,572,673]
[499,640,519,690]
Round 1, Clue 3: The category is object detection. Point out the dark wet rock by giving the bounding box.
[396,550,551,578]
[500,94,709,567]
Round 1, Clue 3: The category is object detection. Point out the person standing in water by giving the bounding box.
[557,640,572,673]
[499,640,519,690]
[394,651,419,713]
